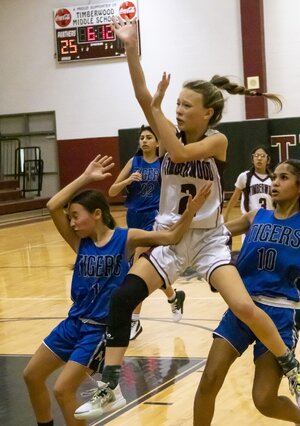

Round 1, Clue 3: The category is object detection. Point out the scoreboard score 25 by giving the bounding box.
[54,1,140,63]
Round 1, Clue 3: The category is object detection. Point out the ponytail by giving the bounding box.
[210,75,283,112]
[183,76,282,127]
[243,169,254,212]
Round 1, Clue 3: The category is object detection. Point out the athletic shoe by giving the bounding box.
[285,367,300,406]
[129,320,143,340]
[277,351,300,404]
[74,383,126,420]
[169,289,185,322]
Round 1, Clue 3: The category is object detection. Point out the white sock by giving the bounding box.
[132,314,140,321]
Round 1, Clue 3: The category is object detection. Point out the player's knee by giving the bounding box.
[108,274,149,326]
[230,300,256,325]
[53,380,76,403]
[252,390,275,417]
[53,383,64,402]
[23,364,39,387]
[23,366,32,386]
[198,367,222,395]
[106,274,149,347]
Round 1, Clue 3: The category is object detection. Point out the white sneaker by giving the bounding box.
[74,383,126,420]
[168,290,185,322]
[285,367,300,402]
[130,320,143,340]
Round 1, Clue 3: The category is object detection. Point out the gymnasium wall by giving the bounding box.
[1,0,300,138]
[220,117,300,190]
[57,136,124,202]
[0,0,299,198]
[0,0,245,139]
[118,117,300,192]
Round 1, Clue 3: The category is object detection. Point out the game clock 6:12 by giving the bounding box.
[78,24,115,42]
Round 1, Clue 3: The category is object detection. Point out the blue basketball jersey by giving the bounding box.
[125,155,161,212]
[236,209,300,301]
[68,228,130,322]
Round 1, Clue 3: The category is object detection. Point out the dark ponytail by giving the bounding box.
[243,170,252,212]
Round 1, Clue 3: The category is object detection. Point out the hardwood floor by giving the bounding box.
[0,206,296,425]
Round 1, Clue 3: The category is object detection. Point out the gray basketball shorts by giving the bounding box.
[147,224,232,288]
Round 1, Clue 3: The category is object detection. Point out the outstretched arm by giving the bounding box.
[111,17,158,135]
[223,187,242,222]
[47,155,114,251]
[111,17,177,156]
[127,182,212,252]
[225,210,256,236]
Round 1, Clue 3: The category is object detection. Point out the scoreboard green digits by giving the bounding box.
[54,1,140,63]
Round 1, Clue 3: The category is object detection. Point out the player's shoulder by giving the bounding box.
[239,170,250,179]
[253,208,274,221]
[205,128,226,141]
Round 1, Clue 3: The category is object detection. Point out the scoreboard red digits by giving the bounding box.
[77,25,115,43]
[101,25,114,40]
[59,38,78,55]
[87,26,96,41]
[54,2,140,63]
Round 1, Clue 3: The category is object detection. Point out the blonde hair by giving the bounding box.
[183,75,282,127]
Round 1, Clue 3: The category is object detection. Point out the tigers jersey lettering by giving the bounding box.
[69,228,130,321]
[237,209,300,301]
[125,155,161,212]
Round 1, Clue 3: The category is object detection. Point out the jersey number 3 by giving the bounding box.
[259,197,267,209]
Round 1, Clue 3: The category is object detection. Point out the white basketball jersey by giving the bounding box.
[235,171,273,214]
[156,131,225,229]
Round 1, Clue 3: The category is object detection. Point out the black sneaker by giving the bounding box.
[168,289,185,322]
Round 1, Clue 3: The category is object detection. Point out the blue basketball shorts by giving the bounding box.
[43,317,106,372]
[214,302,298,361]
[126,208,158,231]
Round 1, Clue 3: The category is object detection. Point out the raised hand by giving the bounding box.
[186,182,212,216]
[83,155,115,182]
[169,182,212,238]
[110,16,138,45]
[151,72,171,110]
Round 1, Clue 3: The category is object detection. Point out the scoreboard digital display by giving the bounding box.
[54,1,140,63]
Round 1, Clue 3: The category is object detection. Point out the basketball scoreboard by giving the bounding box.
[54,1,140,63]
